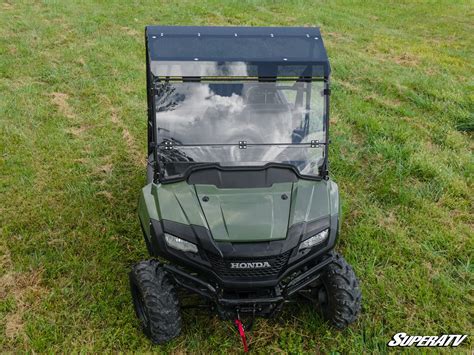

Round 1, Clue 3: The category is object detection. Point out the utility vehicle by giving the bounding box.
[131,26,361,347]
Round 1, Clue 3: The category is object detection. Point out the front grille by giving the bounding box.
[206,250,292,278]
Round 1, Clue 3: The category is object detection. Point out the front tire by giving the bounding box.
[129,260,182,344]
[317,252,361,328]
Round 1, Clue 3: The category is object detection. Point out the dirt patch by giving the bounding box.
[204,12,226,23]
[338,80,360,92]
[94,162,113,175]
[423,261,439,280]
[1,241,47,340]
[392,52,420,67]
[99,95,145,167]
[0,273,14,299]
[110,110,119,124]
[96,190,114,201]
[4,312,23,338]
[120,26,139,37]
[1,268,47,339]
[66,124,93,137]
[365,93,401,109]
[326,31,353,43]
[378,211,401,234]
[110,109,145,167]
[424,66,440,76]
[51,92,75,119]
[73,157,91,166]
[2,2,14,10]
[122,130,139,157]
[76,57,86,66]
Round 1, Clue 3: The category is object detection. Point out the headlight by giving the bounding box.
[164,233,198,253]
[299,229,329,250]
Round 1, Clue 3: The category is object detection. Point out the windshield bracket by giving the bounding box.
[238,141,247,149]
[310,140,320,148]
[163,140,174,150]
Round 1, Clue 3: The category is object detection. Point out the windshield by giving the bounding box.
[154,80,327,178]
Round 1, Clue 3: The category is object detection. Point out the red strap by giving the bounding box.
[235,319,249,352]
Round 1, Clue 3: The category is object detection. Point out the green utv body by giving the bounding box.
[139,180,340,243]
[129,25,361,346]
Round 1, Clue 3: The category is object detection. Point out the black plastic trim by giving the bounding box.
[187,166,298,188]
[161,162,323,185]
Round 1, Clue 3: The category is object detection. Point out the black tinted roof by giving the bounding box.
[146,26,330,77]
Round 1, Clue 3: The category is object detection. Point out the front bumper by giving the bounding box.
[163,252,334,318]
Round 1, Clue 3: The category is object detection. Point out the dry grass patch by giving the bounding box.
[51,92,75,119]
[65,124,94,137]
[110,109,145,167]
[337,79,361,93]
[1,2,14,10]
[119,26,139,37]
[364,93,401,109]
[96,190,114,201]
[391,52,421,67]
[0,245,48,340]
[94,161,114,175]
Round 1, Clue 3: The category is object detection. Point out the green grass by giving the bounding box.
[1,0,473,352]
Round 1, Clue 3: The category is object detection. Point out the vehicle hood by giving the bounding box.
[194,181,332,242]
[194,183,292,242]
[152,180,333,243]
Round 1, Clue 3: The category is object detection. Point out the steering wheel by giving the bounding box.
[244,86,278,104]
[226,129,266,146]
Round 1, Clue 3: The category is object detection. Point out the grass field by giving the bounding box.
[1,0,473,352]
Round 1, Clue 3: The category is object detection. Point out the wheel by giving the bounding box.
[317,252,361,328]
[129,260,182,344]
